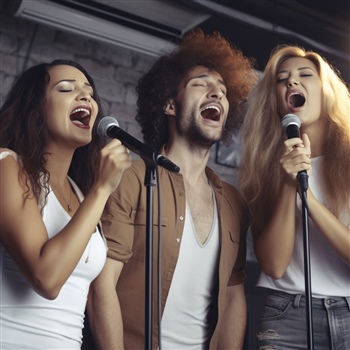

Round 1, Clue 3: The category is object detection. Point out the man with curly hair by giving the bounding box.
[87,28,257,349]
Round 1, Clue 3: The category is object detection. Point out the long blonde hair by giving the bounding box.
[239,45,350,235]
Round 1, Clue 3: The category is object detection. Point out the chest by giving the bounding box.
[185,184,214,244]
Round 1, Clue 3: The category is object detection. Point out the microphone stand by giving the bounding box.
[298,173,314,349]
[142,156,157,350]
[128,146,178,350]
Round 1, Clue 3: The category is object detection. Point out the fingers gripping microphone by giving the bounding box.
[97,116,180,173]
[281,114,308,191]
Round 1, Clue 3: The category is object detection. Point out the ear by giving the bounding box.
[164,99,176,116]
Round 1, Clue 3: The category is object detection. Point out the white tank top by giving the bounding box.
[0,150,107,349]
[161,192,219,349]
[257,156,350,297]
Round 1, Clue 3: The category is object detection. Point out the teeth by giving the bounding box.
[203,105,220,112]
[71,108,90,116]
[288,91,304,99]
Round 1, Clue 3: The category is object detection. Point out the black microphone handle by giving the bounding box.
[108,125,180,173]
[285,124,308,191]
[285,124,300,139]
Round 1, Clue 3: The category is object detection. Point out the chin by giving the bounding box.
[77,137,92,147]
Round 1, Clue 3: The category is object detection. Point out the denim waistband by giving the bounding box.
[267,289,350,311]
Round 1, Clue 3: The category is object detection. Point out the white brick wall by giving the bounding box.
[0,11,239,186]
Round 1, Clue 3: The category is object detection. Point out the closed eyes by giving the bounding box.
[277,73,314,83]
[58,87,94,97]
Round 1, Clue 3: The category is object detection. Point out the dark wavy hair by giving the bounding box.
[136,28,257,151]
[0,59,106,204]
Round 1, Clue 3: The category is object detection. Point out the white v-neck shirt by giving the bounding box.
[161,194,219,349]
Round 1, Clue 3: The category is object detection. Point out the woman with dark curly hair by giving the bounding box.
[0,60,131,349]
[87,29,257,350]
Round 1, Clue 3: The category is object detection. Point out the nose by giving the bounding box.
[208,84,224,100]
[287,77,299,87]
[77,87,91,102]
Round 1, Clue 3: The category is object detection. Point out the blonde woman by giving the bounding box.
[240,46,350,349]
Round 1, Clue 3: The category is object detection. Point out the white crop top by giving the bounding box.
[0,150,107,349]
[257,156,350,298]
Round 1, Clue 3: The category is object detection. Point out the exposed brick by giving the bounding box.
[75,58,115,81]
[0,10,235,185]
[27,42,75,64]
[0,14,36,39]
[33,25,56,45]
[132,54,155,73]
[94,78,125,103]
[55,31,96,57]
[0,52,25,76]
[125,84,137,105]
[115,66,142,84]
[108,102,137,122]
[0,31,19,54]
[94,41,133,67]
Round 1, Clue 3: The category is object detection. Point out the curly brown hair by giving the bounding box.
[136,28,257,151]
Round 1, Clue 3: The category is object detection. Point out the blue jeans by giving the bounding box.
[256,290,350,350]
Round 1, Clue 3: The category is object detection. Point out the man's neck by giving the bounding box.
[162,142,211,182]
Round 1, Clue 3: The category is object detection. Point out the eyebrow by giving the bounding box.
[55,79,92,87]
[188,74,226,87]
[278,66,316,74]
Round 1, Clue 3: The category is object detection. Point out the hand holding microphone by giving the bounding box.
[97,116,180,173]
[95,138,132,194]
[281,114,311,191]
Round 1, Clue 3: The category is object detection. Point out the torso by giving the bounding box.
[184,178,214,244]
[0,150,107,348]
[105,159,248,350]
[257,156,350,297]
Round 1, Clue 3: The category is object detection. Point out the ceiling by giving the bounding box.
[6,0,350,82]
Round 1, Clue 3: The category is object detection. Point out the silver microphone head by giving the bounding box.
[97,116,119,138]
[281,113,301,132]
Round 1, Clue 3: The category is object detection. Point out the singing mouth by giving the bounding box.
[288,91,305,109]
[70,106,91,127]
[200,104,221,121]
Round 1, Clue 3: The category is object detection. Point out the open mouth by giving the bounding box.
[70,107,91,127]
[288,92,305,109]
[201,105,221,121]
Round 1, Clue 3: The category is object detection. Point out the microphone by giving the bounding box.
[97,116,180,173]
[281,114,308,191]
